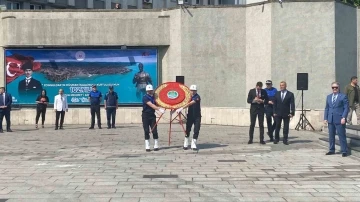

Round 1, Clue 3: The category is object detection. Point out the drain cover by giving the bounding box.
[143,175,178,178]
[218,160,246,162]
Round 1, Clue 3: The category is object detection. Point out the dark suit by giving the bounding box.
[273,90,295,143]
[0,93,12,131]
[247,88,269,142]
[18,78,42,94]
[324,93,349,154]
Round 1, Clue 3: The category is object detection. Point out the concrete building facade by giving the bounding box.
[0,0,357,130]
[0,0,251,10]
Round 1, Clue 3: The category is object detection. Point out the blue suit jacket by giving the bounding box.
[324,93,349,124]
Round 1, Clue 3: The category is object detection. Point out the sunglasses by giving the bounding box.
[332,86,339,89]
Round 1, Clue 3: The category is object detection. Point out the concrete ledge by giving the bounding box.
[10,107,326,130]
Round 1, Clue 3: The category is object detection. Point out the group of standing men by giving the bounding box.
[247,80,295,145]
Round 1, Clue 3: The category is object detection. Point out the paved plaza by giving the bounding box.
[0,124,359,202]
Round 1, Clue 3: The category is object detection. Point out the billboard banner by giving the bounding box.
[5,48,158,105]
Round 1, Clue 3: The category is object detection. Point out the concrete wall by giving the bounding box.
[335,2,357,90]
[180,7,247,107]
[271,2,336,110]
[246,3,271,103]
[0,1,358,130]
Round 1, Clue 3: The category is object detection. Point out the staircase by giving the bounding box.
[319,125,360,157]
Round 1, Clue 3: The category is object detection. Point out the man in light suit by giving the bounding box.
[0,87,12,133]
[273,81,295,145]
[324,82,349,157]
[54,89,68,130]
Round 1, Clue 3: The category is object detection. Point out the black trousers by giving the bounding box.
[106,108,116,127]
[186,116,201,139]
[142,113,158,140]
[249,107,265,141]
[265,106,276,139]
[275,116,290,142]
[0,110,5,130]
[55,110,65,128]
[3,109,10,130]
[90,105,101,127]
[35,108,46,125]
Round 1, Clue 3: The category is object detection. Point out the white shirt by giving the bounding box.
[281,90,287,101]
[54,94,68,111]
[26,77,32,85]
[332,93,338,103]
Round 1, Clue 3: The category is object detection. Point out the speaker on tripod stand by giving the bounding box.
[295,73,315,131]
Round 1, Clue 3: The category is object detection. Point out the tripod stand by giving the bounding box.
[295,90,315,131]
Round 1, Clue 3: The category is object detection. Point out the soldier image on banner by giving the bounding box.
[133,63,152,100]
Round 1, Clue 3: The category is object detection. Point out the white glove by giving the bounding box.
[158,108,165,114]
[176,107,183,114]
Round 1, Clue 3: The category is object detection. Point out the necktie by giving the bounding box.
[257,90,260,98]
[332,95,336,105]
[26,79,29,86]
[281,92,284,101]
[0,94,4,106]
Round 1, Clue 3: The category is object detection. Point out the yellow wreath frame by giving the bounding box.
[154,83,192,109]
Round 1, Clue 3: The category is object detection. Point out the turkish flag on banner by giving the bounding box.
[6,54,41,84]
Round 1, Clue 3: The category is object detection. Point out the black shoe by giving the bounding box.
[6,129,12,132]
[154,148,159,151]
[274,141,278,144]
[59,127,64,130]
[342,153,347,157]
[260,141,266,145]
[283,141,289,145]
[248,140,253,144]
[326,152,335,155]
[112,126,116,129]
[98,126,102,129]
[146,149,151,152]
[89,127,94,129]
[269,138,274,142]
[55,128,58,130]
[183,147,188,150]
[107,127,111,129]
[0,129,3,133]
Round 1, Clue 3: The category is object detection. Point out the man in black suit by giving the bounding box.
[0,87,12,133]
[273,81,295,145]
[18,62,42,95]
[247,81,269,144]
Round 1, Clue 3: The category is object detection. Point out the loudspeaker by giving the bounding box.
[297,73,308,90]
[176,76,185,84]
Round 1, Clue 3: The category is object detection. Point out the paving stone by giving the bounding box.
[1,124,360,201]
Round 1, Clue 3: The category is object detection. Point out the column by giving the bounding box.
[164,0,170,8]
[203,0,208,5]
[191,0,197,5]
[105,0,111,9]
[121,0,128,9]
[87,0,94,8]
[22,2,30,9]
[137,0,143,9]
[68,0,75,6]
[214,0,219,5]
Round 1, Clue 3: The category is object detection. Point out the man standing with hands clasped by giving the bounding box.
[0,87,12,133]
[104,85,118,129]
[89,85,102,129]
[54,89,68,130]
[247,82,269,144]
[324,82,349,157]
[273,81,295,145]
